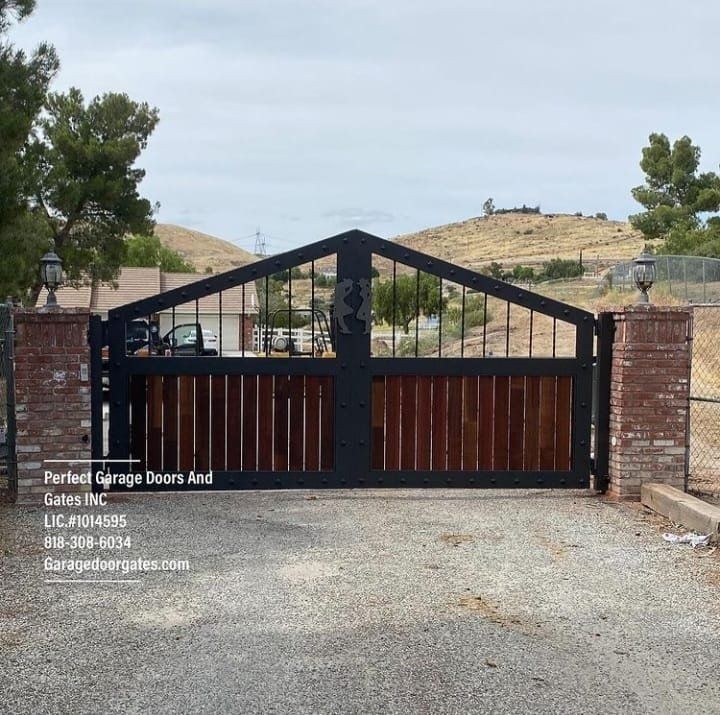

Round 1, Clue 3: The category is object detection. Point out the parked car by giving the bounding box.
[185,328,218,356]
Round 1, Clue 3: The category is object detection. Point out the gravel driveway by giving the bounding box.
[1,490,719,714]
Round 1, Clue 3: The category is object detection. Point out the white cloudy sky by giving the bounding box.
[11,0,720,253]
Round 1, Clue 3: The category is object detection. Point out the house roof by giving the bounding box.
[36,267,258,315]
[161,272,258,314]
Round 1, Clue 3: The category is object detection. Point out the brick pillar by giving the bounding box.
[14,308,91,503]
[605,305,692,500]
[242,315,255,352]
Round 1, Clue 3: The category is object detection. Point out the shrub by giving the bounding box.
[536,258,584,281]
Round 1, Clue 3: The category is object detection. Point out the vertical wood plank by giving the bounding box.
[447,377,463,470]
[242,375,257,470]
[523,376,541,471]
[431,376,448,470]
[305,377,321,471]
[492,376,510,470]
[371,377,385,470]
[210,375,226,471]
[147,375,163,470]
[416,377,432,470]
[178,376,194,470]
[508,376,525,470]
[289,376,305,470]
[555,376,573,471]
[274,375,289,471]
[462,376,478,470]
[385,376,401,470]
[194,375,210,471]
[130,375,147,472]
[400,376,417,470]
[319,377,334,471]
[538,376,557,470]
[477,377,494,470]
[257,376,273,470]
[226,376,242,470]
[162,375,178,471]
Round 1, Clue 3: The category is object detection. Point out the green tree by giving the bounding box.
[512,265,535,282]
[482,197,495,216]
[373,273,444,334]
[0,0,58,299]
[28,88,159,298]
[630,133,720,257]
[373,274,416,334]
[485,262,504,280]
[123,234,195,273]
[418,273,443,316]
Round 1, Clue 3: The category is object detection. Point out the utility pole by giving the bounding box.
[253,227,267,257]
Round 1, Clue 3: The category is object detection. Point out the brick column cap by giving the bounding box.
[13,307,91,323]
[605,304,691,322]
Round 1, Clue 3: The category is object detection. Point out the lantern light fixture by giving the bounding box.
[633,252,656,304]
[40,246,64,307]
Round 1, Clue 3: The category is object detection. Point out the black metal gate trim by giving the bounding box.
[92,229,602,492]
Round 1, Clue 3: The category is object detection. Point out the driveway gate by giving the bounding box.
[93,231,604,491]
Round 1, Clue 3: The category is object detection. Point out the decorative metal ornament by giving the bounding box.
[333,278,354,334]
[356,279,372,334]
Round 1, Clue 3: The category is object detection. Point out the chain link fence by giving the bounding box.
[604,255,720,303]
[688,305,720,498]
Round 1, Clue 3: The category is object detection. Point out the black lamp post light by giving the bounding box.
[40,247,64,307]
[633,252,656,304]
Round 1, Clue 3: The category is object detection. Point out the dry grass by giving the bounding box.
[395,213,649,271]
[154,224,257,274]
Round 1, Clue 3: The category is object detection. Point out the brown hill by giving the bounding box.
[154,224,257,274]
[394,213,648,272]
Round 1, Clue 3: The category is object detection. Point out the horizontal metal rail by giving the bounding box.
[106,469,589,492]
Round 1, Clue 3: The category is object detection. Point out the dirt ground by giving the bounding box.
[1,489,719,714]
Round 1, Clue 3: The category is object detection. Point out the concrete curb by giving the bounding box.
[641,483,720,542]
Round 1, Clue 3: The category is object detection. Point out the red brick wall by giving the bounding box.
[13,308,91,503]
[605,305,692,500]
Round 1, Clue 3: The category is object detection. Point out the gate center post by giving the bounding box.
[334,235,373,485]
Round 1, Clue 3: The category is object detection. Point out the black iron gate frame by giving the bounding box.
[92,230,605,492]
